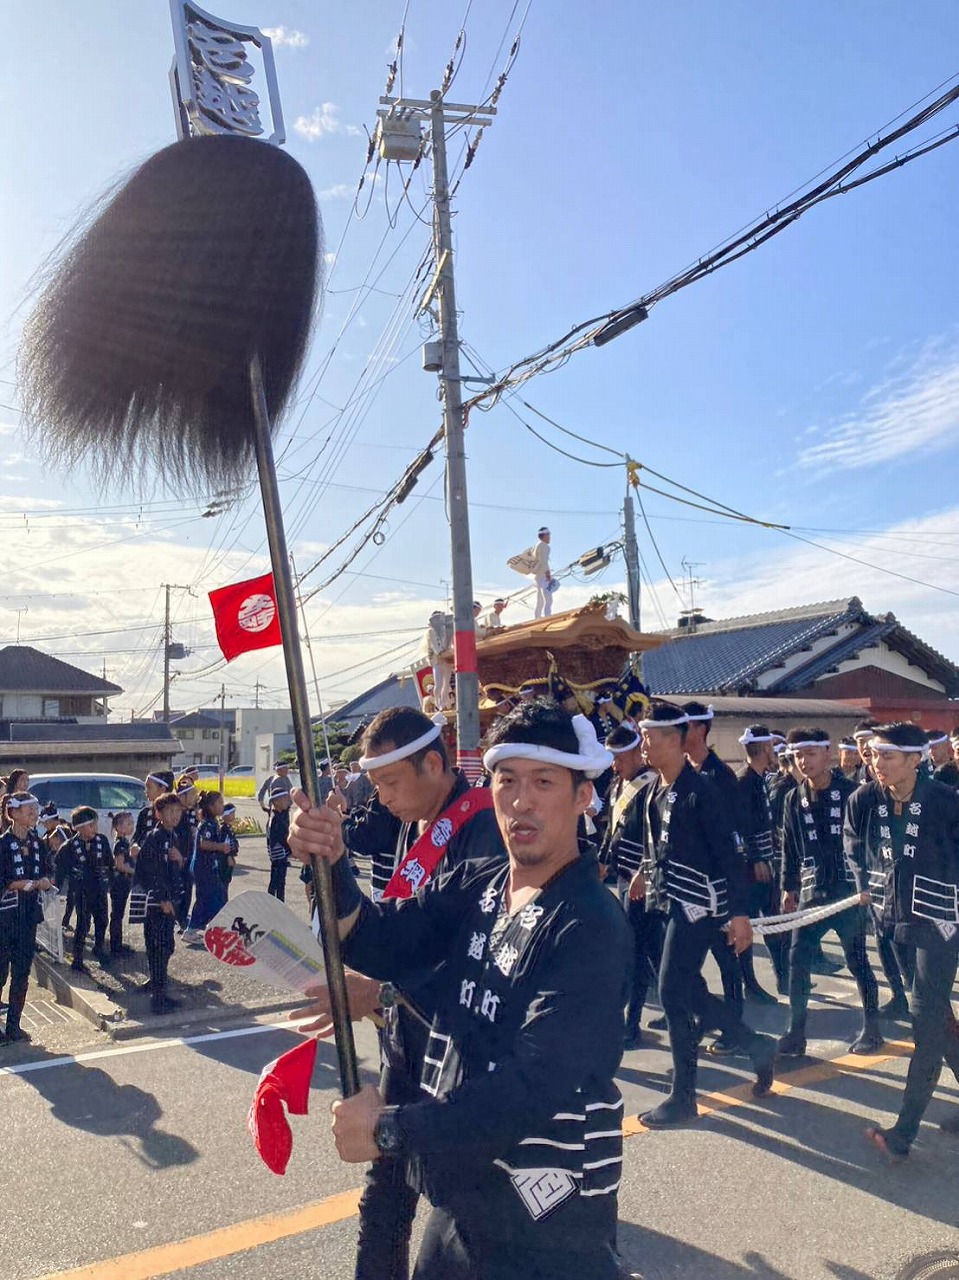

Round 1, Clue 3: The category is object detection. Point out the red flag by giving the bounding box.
[248,1036,318,1175]
[209,572,283,662]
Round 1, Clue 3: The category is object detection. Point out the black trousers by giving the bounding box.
[887,942,959,1150]
[109,878,131,951]
[73,883,109,963]
[413,1207,620,1280]
[175,867,194,930]
[787,905,878,1034]
[876,923,914,1000]
[62,880,77,930]
[618,885,665,1032]
[660,911,761,1102]
[0,922,37,1034]
[267,861,288,902]
[355,1010,424,1280]
[144,911,175,993]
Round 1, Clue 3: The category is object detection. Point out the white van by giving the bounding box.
[28,773,147,836]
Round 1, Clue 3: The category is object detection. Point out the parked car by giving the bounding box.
[29,773,147,837]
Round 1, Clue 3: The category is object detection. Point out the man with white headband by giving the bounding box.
[853,720,880,785]
[291,700,630,1279]
[291,705,504,1280]
[0,793,51,1043]
[843,722,959,1160]
[838,737,860,782]
[599,723,659,1049]
[629,701,776,1126]
[684,701,777,1042]
[928,729,959,789]
[778,727,882,1058]
[737,725,789,999]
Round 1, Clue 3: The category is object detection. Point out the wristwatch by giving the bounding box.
[373,1105,404,1156]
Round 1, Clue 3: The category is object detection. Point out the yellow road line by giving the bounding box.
[37,1189,363,1280]
[39,1039,915,1280]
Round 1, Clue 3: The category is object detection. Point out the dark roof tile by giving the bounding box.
[0,646,123,695]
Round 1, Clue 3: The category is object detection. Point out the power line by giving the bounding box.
[469,74,959,402]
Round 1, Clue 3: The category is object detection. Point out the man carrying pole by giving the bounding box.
[291,701,630,1280]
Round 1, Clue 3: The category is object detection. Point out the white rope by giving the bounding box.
[748,893,862,936]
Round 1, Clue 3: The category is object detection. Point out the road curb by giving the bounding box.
[33,953,304,1040]
[104,994,304,1041]
[32,953,125,1031]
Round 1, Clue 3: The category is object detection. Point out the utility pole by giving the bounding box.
[430,91,480,777]
[376,90,495,780]
[218,682,226,791]
[163,585,172,724]
[622,492,641,632]
[253,680,265,710]
[161,583,192,723]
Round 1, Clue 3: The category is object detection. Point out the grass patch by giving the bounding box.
[196,777,256,797]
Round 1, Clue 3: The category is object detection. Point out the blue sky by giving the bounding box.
[1,1,957,717]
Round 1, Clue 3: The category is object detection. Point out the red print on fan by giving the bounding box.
[204,926,256,967]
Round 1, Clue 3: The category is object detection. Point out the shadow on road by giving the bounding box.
[619,1222,879,1279]
[13,1051,199,1170]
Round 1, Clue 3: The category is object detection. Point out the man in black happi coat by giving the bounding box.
[847,723,959,1160]
[291,701,630,1280]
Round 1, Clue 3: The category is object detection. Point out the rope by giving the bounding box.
[748,893,863,936]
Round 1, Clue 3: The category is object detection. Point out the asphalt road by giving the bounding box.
[4,936,959,1280]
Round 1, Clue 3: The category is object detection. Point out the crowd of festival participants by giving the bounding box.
[281,698,959,1280]
[0,756,364,1033]
[2,698,959,1276]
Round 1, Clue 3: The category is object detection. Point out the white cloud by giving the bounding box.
[798,337,959,472]
[671,506,959,665]
[293,103,363,142]
[318,183,354,201]
[262,26,309,49]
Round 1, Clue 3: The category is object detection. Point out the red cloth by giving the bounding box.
[247,1036,318,1175]
[208,572,283,662]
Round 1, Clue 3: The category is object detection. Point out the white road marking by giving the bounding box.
[0,1016,322,1078]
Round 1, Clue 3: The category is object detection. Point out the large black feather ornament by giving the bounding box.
[18,134,319,492]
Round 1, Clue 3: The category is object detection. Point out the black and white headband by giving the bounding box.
[637,713,689,729]
[738,728,773,745]
[360,714,446,772]
[7,794,39,810]
[684,705,714,723]
[607,731,641,755]
[869,737,930,760]
[483,714,613,780]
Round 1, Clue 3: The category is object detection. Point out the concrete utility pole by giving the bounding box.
[217,682,227,791]
[376,89,495,779]
[622,492,642,633]
[161,583,192,723]
[162,584,172,724]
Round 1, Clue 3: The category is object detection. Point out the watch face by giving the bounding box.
[375,1111,401,1155]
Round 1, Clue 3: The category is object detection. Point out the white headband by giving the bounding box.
[7,794,39,810]
[684,705,714,722]
[926,733,948,747]
[638,714,689,729]
[788,740,831,750]
[607,731,641,754]
[739,729,773,745]
[483,714,613,780]
[359,722,443,772]
[869,738,929,759]
[853,729,874,740]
